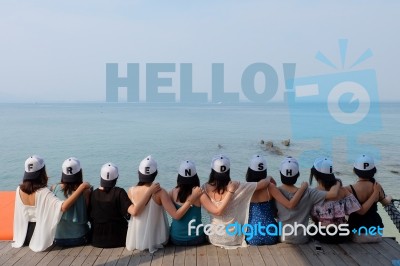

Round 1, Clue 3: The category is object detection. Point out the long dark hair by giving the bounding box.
[246,168,266,182]
[61,170,83,197]
[208,169,231,194]
[176,174,200,203]
[353,167,376,183]
[310,167,336,191]
[19,167,48,195]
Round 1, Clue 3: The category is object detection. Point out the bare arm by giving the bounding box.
[160,187,202,220]
[128,183,161,216]
[61,182,90,212]
[269,182,308,209]
[255,177,271,191]
[200,181,238,215]
[325,181,340,200]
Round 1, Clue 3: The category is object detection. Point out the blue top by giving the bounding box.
[53,184,90,239]
[247,201,278,245]
[170,203,204,242]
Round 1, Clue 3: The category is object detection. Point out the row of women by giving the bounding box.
[12,154,391,252]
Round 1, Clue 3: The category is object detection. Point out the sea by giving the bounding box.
[1,102,399,239]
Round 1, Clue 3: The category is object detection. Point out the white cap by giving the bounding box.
[354,154,375,171]
[25,155,45,173]
[179,160,197,177]
[280,156,299,177]
[100,162,119,181]
[62,157,81,176]
[139,155,157,175]
[24,155,46,180]
[211,155,230,173]
[249,155,267,172]
[313,158,333,174]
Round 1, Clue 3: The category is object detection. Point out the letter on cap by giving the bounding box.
[107,172,110,179]
[185,169,191,177]
[286,169,292,176]
[221,166,226,172]
[364,163,369,170]
[330,166,332,173]
[67,167,73,174]
[28,164,33,171]
[258,163,264,171]
[145,167,150,174]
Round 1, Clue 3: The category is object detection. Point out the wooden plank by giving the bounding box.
[360,243,392,265]
[279,243,311,266]
[338,242,382,266]
[161,245,175,266]
[83,247,104,266]
[327,244,358,266]
[297,243,324,266]
[0,244,27,265]
[238,247,253,265]
[206,244,219,266]
[15,246,56,266]
[372,239,400,261]
[184,246,196,266]
[267,244,289,266]
[304,241,338,266]
[151,247,165,266]
[128,249,142,266]
[227,248,242,266]
[115,248,134,266]
[196,245,207,266]
[383,238,400,252]
[104,247,125,266]
[3,246,31,266]
[47,246,73,266]
[173,245,185,266]
[0,241,11,254]
[257,245,278,266]
[36,245,64,265]
[247,246,264,266]
[217,246,230,266]
[70,245,94,266]
[138,250,154,266]
[319,242,352,266]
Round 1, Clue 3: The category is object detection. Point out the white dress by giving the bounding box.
[12,187,63,252]
[202,182,257,249]
[126,188,169,253]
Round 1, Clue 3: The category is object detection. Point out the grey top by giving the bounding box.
[276,187,326,244]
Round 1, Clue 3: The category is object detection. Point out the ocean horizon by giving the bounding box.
[1,102,399,239]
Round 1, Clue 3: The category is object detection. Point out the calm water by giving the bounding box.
[0,102,399,238]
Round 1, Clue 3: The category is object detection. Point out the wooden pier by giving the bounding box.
[1,238,400,266]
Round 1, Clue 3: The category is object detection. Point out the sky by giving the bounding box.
[0,1,399,103]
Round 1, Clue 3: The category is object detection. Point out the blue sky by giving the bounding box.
[0,1,399,102]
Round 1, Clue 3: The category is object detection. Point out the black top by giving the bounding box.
[348,184,384,230]
[90,187,132,248]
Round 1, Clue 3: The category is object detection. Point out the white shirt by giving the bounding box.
[12,187,63,252]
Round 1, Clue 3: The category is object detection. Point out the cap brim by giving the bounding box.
[101,177,117,188]
[61,169,82,183]
[23,166,45,181]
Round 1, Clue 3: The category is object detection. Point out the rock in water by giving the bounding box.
[265,141,274,149]
[260,140,265,145]
[282,139,290,146]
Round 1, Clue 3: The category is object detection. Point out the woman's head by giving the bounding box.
[20,155,48,194]
[246,155,267,182]
[310,157,336,191]
[353,154,377,181]
[176,160,200,202]
[60,157,83,197]
[279,156,300,185]
[100,162,119,192]
[137,155,158,186]
[208,155,231,194]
